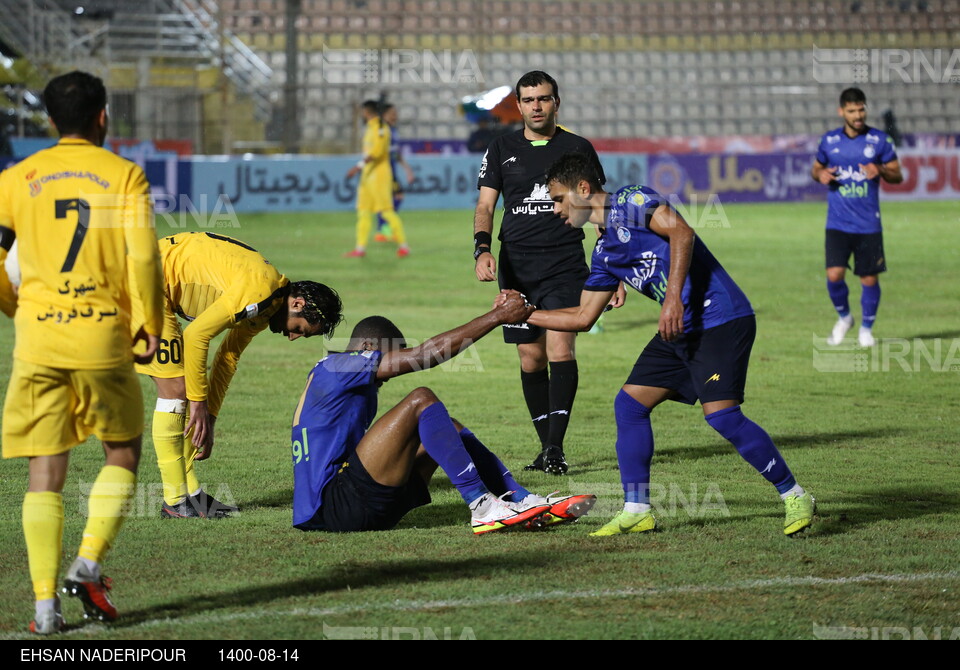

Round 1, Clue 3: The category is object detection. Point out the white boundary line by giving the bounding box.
[8,569,955,639]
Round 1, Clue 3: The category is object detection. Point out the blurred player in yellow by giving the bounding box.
[0,71,164,633]
[344,100,410,258]
[129,231,343,519]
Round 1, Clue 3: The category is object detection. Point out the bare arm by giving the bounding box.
[648,204,695,342]
[527,288,614,332]
[474,186,500,282]
[377,290,532,380]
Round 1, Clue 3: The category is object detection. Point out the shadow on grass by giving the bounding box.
[105,550,553,629]
[678,485,959,539]
[654,427,902,464]
[903,329,960,341]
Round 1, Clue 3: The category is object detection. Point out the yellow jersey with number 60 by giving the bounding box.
[0,138,164,369]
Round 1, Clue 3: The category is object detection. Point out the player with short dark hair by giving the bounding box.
[345,99,409,257]
[512,152,815,537]
[128,232,343,519]
[0,70,165,632]
[374,104,416,243]
[474,70,620,476]
[290,293,596,534]
[811,87,902,347]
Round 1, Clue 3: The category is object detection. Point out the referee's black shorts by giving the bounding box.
[498,243,589,344]
[625,315,756,405]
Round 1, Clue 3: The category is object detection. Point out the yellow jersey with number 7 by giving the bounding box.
[0,138,164,369]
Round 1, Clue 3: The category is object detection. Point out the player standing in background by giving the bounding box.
[374,104,416,243]
[517,153,815,537]
[0,71,164,631]
[811,87,902,347]
[290,292,595,534]
[128,231,343,519]
[345,100,410,258]
[474,70,621,475]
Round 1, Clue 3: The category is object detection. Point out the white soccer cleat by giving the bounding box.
[827,315,854,345]
[858,327,876,347]
[469,493,549,535]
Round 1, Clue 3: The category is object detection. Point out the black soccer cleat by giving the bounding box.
[161,499,205,519]
[542,446,568,476]
[189,490,239,518]
[523,449,546,472]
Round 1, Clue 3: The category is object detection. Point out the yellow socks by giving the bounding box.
[78,465,136,564]
[356,210,373,249]
[153,401,188,505]
[381,210,406,246]
[23,491,63,601]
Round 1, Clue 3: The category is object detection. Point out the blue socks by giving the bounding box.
[614,390,654,505]
[829,279,881,330]
[861,282,880,330]
[827,279,850,318]
[705,406,796,494]
[458,427,530,501]
[418,403,486,504]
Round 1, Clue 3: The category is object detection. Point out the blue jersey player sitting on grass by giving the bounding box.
[515,152,815,537]
[289,291,596,535]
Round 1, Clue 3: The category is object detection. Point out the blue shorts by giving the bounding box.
[301,450,431,532]
[625,315,756,405]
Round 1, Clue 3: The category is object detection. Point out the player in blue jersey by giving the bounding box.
[511,152,815,537]
[812,88,902,347]
[289,292,596,535]
[374,105,415,245]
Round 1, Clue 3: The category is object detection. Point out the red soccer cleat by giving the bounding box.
[62,559,118,621]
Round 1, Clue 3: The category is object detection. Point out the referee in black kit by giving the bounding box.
[473,70,621,475]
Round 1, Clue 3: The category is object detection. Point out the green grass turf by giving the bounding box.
[1,201,959,640]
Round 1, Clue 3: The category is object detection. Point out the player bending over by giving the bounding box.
[517,153,815,537]
[129,232,343,519]
[290,292,596,534]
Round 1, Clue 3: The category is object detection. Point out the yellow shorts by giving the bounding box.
[128,266,183,378]
[131,303,184,379]
[2,359,144,458]
[358,179,394,213]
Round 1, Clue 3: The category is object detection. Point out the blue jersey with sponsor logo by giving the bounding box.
[291,350,380,529]
[815,126,897,234]
[584,185,754,333]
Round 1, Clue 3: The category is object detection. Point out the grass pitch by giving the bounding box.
[1,200,958,640]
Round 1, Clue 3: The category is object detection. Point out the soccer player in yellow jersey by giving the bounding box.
[344,100,410,258]
[0,71,165,633]
[129,231,342,519]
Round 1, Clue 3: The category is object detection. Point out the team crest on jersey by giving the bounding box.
[866,133,880,144]
[616,226,631,243]
[863,146,876,159]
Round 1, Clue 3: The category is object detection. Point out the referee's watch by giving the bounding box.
[474,246,491,261]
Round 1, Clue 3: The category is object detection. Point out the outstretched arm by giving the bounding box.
[526,288,614,332]
[377,290,532,380]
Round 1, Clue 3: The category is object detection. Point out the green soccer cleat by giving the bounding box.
[589,509,656,537]
[783,492,816,536]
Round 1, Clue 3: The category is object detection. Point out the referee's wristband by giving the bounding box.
[474,246,491,261]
